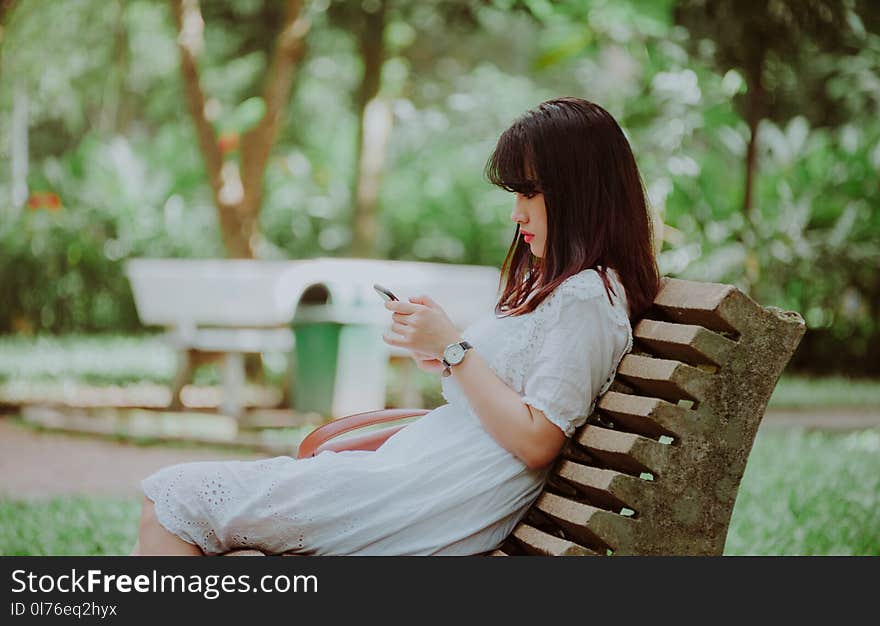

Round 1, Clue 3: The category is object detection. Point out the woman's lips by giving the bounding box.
[523,233,535,242]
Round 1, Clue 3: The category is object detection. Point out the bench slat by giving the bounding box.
[616,354,713,404]
[652,277,760,336]
[597,391,689,439]
[533,493,634,551]
[167,327,295,352]
[574,425,671,476]
[554,460,651,513]
[633,319,736,367]
[511,524,598,556]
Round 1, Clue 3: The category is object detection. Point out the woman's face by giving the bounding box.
[511,191,547,258]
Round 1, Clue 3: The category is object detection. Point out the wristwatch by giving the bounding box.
[441,341,473,377]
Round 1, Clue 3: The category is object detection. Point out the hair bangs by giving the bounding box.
[484,124,540,195]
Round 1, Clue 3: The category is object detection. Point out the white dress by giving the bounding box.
[141,267,633,555]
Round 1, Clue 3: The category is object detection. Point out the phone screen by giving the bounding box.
[374,283,399,301]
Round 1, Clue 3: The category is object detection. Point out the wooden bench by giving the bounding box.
[228,276,806,556]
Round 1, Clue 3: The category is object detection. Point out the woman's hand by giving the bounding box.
[412,353,447,373]
[382,295,462,359]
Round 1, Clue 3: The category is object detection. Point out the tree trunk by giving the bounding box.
[10,80,28,215]
[114,0,135,134]
[740,61,766,290]
[238,0,309,258]
[100,0,132,134]
[348,0,389,259]
[742,81,762,236]
[171,0,308,259]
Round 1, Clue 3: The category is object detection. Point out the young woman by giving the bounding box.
[132,97,660,556]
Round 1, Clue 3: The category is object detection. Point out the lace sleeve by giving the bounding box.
[520,275,631,437]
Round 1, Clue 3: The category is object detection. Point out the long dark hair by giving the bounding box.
[485,97,660,322]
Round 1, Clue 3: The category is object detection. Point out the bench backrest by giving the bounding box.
[497,276,806,556]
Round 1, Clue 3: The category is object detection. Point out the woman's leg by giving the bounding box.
[133,494,203,556]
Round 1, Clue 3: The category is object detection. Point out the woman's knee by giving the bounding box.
[139,493,154,514]
[138,494,160,533]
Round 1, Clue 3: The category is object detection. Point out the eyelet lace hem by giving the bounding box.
[141,474,217,555]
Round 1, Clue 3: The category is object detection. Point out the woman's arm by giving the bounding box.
[446,339,566,470]
[382,296,565,470]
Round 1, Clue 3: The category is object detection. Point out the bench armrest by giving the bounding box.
[296,408,430,459]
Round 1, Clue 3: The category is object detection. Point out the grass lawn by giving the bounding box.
[1,427,877,556]
[0,496,140,556]
[724,428,880,556]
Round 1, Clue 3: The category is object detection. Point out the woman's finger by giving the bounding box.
[416,360,446,373]
[385,300,422,314]
[391,312,411,325]
[390,321,410,336]
[408,295,437,309]
[382,332,404,347]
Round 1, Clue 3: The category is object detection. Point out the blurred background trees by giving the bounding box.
[0,0,877,374]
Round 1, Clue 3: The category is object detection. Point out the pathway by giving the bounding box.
[2,408,879,499]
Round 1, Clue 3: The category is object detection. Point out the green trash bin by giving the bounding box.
[290,319,340,416]
[290,303,390,419]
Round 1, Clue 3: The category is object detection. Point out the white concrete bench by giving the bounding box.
[125,257,501,420]
[163,324,295,417]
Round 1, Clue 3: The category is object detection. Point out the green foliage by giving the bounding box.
[0,129,223,333]
[0,0,878,372]
[656,112,880,373]
[674,0,877,126]
[749,119,880,372]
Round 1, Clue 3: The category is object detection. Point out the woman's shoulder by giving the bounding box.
[552,267,630,322]
[525,270,602,320]
[555,268,609,301]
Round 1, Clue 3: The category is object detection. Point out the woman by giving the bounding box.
[132,97,660,556]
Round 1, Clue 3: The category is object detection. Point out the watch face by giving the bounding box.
[445,343,465,364]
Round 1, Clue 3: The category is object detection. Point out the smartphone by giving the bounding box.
[373,283,399,302]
